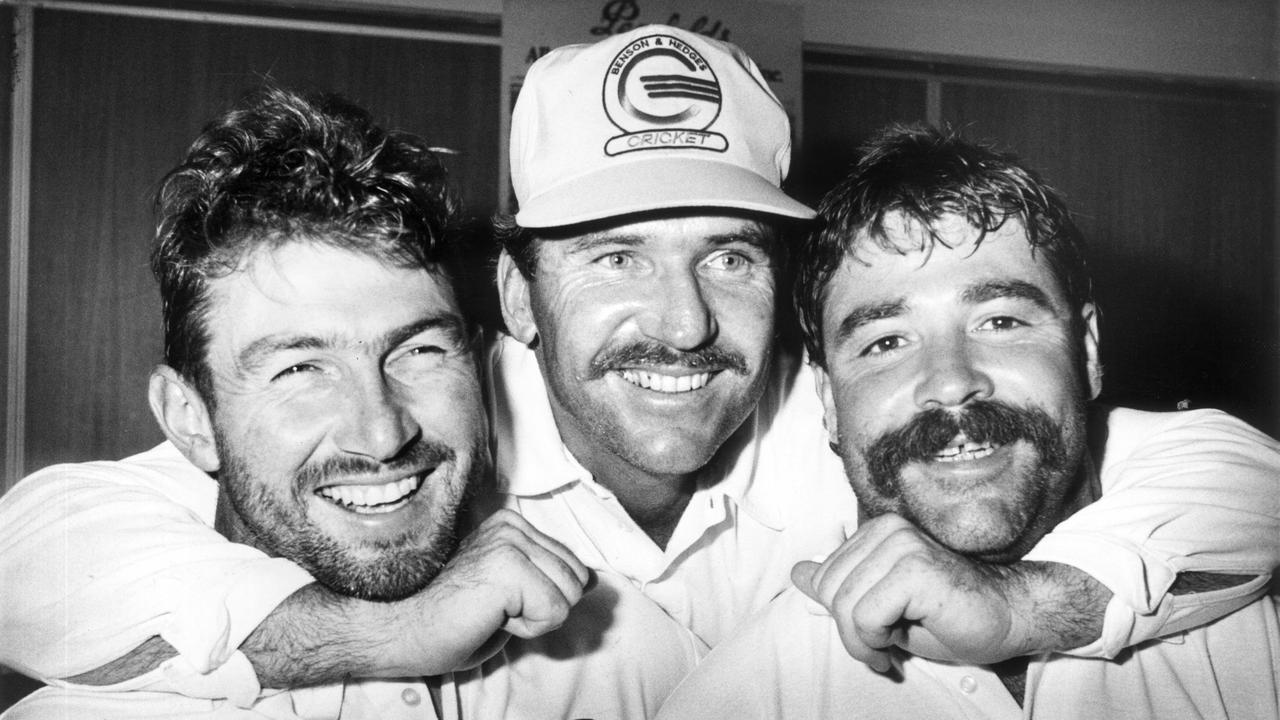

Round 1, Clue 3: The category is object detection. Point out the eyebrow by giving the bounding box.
[568,223,776,255]
[833,299,907,347]
[962,280,1056,311]
[236,314,468,372]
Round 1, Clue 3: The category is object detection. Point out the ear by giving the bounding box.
[1079,303,1103,400]
[497,248,538,346]
[811,362,840,449]
[148,365,220,473]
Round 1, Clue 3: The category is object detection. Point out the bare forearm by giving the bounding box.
[241,583,430,688]
[1001,560,1109,654]
[1005,564,1260,655]
[66,635,177,685]
[66,584,426,689]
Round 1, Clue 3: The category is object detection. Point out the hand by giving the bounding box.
[409,508,591,672]
[791,513,1034,672]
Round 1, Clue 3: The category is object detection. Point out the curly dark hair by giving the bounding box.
[151,86,462,402]
[794,124,1093,367]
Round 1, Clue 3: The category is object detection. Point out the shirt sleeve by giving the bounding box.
[1022,407,1280,657]
[0,446,314,704]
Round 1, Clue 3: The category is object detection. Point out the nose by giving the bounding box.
[637,267,717,351]
[913,333,994,409]
[333,372,420,462]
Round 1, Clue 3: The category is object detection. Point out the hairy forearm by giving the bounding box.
[1005,565,1259,655]
[65,635,178,685]
[1168,571,1257,595]
[1001,560,1109,654]
[241,583,431,689]
[64,583,430,689]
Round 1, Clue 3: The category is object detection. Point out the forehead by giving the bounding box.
[203,241,460,347]
[830,214,1064,307]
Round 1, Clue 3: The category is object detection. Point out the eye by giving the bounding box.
[271,363,319,382]
[978,316,1025,332]
[409,340,450,353]
[406,344,447,359]
[389,338,456,376]
[596,252,632,269]
[706,250,752,273]
[860,335,906,357]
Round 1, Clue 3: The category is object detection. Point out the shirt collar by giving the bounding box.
[694,352,816,532]
[488,334,592,496]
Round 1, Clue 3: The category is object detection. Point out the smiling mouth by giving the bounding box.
[316,474,425,514]
[933,440,1001,463]
[619,369,713,393]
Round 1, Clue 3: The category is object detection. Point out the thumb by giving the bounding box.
[791,560,821,600]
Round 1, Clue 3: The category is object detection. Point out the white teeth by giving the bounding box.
[619,369,711,393]
[317,475,422,514]
[935,442,997,463]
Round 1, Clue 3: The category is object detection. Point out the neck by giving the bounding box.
[550,415,707,551]
[992,656,1030,706]
[214,490,264,550]
[590,459,698,550]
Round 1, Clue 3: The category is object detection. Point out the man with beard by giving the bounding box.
[655,124,1280,719]
[0,86,587,719]
[3,29,1279,720]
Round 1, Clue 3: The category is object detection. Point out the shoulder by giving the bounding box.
[1094,405,1280,479]
[0,441,215,522]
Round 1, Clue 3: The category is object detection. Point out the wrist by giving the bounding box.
[1005,560,1107,654]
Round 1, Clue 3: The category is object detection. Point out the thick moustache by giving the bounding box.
[589,340,748,381]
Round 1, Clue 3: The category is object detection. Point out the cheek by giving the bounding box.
[408,372,489,443]
[533,283,635,360]
[708,285,776,351]
[215,393,331,468]
[990,348,1085,408]
[830,368,906,437]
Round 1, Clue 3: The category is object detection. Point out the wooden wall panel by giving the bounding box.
[943,84,1278,434]
[794,69,928,207]
[21,9,499,476]
[0,6,13,485]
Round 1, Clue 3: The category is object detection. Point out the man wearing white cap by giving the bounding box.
[2,24,1277,720]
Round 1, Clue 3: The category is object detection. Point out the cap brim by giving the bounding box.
[513,155,816,228]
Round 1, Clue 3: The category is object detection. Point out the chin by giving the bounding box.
[938,526,1027,564]
[625,437,723,476]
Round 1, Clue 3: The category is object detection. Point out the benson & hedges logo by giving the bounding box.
[601,33,728,157]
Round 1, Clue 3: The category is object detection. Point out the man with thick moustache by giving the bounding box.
[0,87,588,719]
[655,125,1280,719]
[3,27,1279,720]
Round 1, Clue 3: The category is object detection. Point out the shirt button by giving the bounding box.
[401,688,422,706]
[959,675,978,694]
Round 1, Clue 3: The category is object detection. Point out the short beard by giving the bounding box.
[217,438,474,601]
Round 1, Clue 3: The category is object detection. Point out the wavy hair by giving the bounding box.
[151,86,462,402]
[794,124,1092,366]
